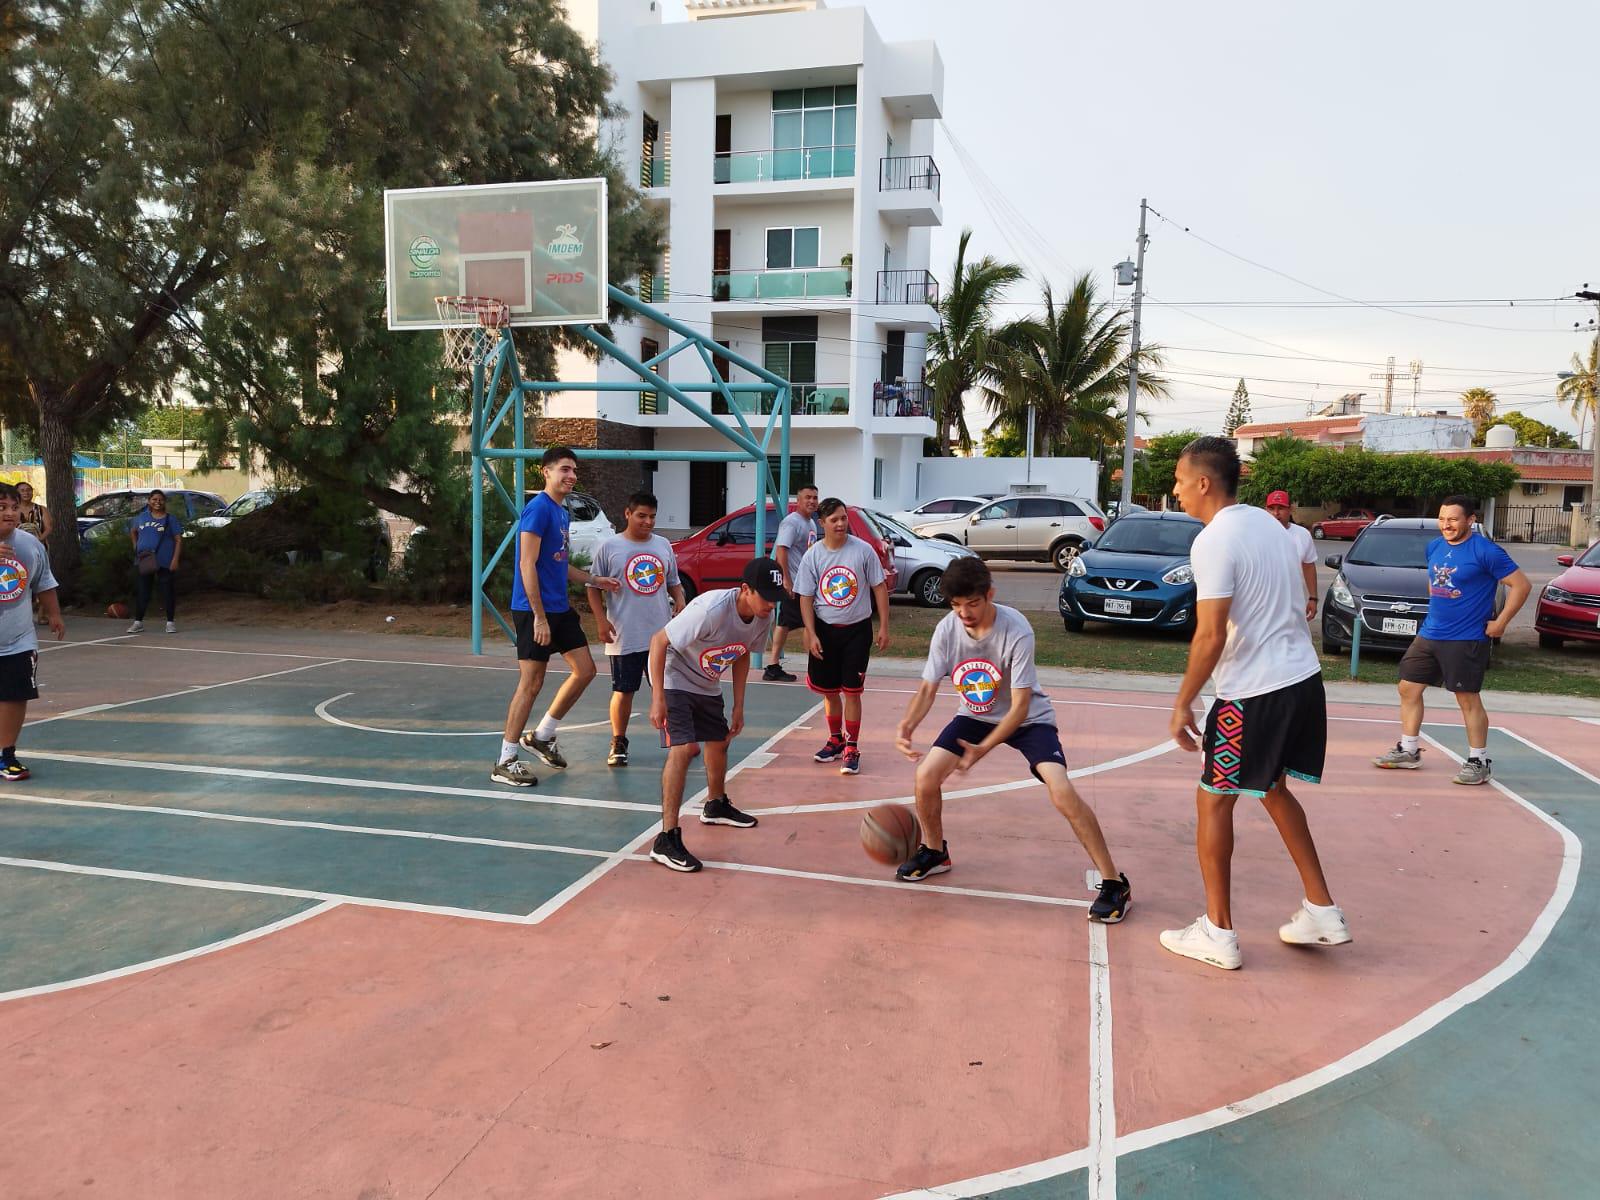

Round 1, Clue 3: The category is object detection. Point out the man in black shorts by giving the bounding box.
[763,485,821,682]
[493,447,619,787]
[0,483,65,781]
[795,497,889,775]
[646,558,785,872]
[1164,437,1348,971]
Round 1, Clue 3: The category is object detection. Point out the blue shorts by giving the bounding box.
[610,650,649,694]
[933,714,1067,782]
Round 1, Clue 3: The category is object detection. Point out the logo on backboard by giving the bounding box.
[407,235,442,278]
[547,223,584,260]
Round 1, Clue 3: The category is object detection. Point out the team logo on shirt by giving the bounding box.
[952,658,1002,714]
[818,565,859,607]
[0,555,25,604]
[700,642,747,679]
[625,553,666,595]
[1429,564,1461,600]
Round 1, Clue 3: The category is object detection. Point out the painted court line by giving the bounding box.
[25,657,344,727]
[1086,920,1117,1200]
[38,634,135,653]
[312,691,609,738]
[18,750,658,814]
[53,638,524,671]
[669,858,1094,909]
[0,900,340,1005]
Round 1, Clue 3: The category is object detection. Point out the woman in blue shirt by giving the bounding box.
[128,489,183,633]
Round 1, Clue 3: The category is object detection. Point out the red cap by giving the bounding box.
[1265,490,1292,508]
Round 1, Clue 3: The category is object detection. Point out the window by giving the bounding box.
[873,458,884,499]
[718,509,778,550]
[766,226,820,270]
[565,494,601,522]
[976,498,1021,521]
[771,86,856,179]
[762,341,817,384]
[768,454,816,495]
[1019,498,1069,518]
[1565,485,1587,509]
[638,337,663,414]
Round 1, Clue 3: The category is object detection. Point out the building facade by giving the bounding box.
[556,0,943,529]
[1232,412,1473,459]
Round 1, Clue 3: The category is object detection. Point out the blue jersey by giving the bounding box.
[129,510,182,568]
[510,492,571,613]
[1418,532,1517,642]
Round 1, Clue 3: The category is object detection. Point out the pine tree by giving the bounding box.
[1223,379,1252,436]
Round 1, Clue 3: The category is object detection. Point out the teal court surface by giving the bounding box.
[0,620,1598,1199]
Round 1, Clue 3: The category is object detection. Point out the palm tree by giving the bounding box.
[924,229,1024,455]
[987,274,1168,461]
[1557,335,1598,447]
[1460,386,1497,442]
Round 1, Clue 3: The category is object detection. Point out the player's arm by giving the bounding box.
[952,689,1031,771]
[774,543,793,593]
[668,584,686,613]
[585,572,616,645]
[896,679,940,760]
[800,594,822,657]
[37,586,64,641]
[1172,596,1231,751]
[1486,568,1532,638]
[168,517,181,570]
[871,579,891,650]
[571,559,619,592]
[728,652,749,740]
[520,530,549,643]
[647,629,670,730]
[1301,561,1318,621]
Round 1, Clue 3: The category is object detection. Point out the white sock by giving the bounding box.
[1399,734,1420,753]
[1203,916,1237,942]
[534,715,560,741]
[500,739,519,764]
[1468,746,1487,762]
[1304,899,1342,918]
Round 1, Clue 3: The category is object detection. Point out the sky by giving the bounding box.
[659,0,1600,441]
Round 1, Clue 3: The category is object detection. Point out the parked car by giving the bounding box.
[1321,517,1504,654]
[672,502,897,599]
[1534,542,1600,649]
[911,494,1107,571]
[892,495,989,528]
[1105,500,1148,520]
[77,488,226,547]
[1059,510,1203,634]
[190,488,277,531]
[1311,509,1379,540]
[562,490,616,561]
[865,508,978,607]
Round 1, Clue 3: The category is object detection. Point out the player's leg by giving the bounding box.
[524,625,597,769]
[896,735,963,880]
[0,678,28,781]
[1377,638,1435,768]
[1196,785,1238,928]
[607,651,646,766]
[835,619,870,774]
[1160,698,1244,969]
[764,598,801,681]
[652,690,705,870]
[494,620,545,786]
[1031,757,1131,923]
[814,690,845,760]
[130,569,152,631]
[1449,640,1494,783]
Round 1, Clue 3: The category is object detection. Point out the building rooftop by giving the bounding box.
[686,0,824,19]
[1232,416,1363,439]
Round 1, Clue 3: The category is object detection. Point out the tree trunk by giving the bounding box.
[38,405,82,599]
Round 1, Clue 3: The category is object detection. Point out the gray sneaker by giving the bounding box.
[490,757,539,787]
[126,620,144,634]
[1373,742,1423,770]
[1453,757,1492,786]
[519,731,567,769]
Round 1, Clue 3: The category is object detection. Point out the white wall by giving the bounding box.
[715,198,855,273]
[914,457,1100,503]
[1360,413,1474,452]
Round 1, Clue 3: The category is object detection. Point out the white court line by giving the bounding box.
[519,699,826,924]
[0,793,616,860]
[18,750,658,814]
[1495,726,1600,787]
[0,855,538,924]
[38,634,136,653]
[50,639,523,671]
[25,657,344,727]
[312,691,609,738]
[1087,920,1117,1200]
[0,900,340,1004]
[665,858,1092,908]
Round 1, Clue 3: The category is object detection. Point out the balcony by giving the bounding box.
[875,269,939,306]
[642,156,670,188]
[714,145,856,185]
[872,380,930,418]
[730,385,851,417]
[879,155,942,226]
[713,267,851,302]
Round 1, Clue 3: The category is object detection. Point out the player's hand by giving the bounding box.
[592,575,621,593]
[874,624,890,652]
[1305,598,1317,622]
[805,630,823,658]
[598,618,617,645]
[47,613,64,640]
[533,616,551,646]
[954,738,988,772]
[727,707,745,740]
[1170,702,1201,752]
[649,698,667,731]
[1485,617,1508,640]
[895,722,920,762]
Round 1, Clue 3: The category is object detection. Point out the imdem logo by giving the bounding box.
[407,235,441,278]
[547,223,584,260]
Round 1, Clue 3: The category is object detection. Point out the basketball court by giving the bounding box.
[0,621,1594,1197]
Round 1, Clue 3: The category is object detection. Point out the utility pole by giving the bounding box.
[1118,199,1148,512]
[1579,289,1600,543]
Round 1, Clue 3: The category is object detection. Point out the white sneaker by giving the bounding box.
[1279,902,1352,946]
[164,621,177,634]
[126,621,144,634]
[1159,916,1242,970]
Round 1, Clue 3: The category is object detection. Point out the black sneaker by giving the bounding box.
[649,827,702,873]
[700,795,758,827]
[519,731,567,769]
[762,662,797,683]
[896,841,951,881]
[1088,873,1132,924]
[839,746,861,776]
[814,734,846,762]
[608,736,629,767]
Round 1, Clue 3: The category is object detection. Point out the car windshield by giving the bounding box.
[869,511,918,541]
[1348,528,1435,567]
[79,494,143,519]
[1092,519,1201,555]
[1578,543,1600,567]
[225,492,269,517]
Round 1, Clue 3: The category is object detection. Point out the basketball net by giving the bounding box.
[434,296,511,376]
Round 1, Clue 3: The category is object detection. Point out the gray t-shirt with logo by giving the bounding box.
[921,604,1055,727]
[0,529,56,656]
[663,587,774,696]
[793,535,885,626]
[775,511,821,578]
[589,533,680,655]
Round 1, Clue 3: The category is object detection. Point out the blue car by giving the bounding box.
[1059,510,1204,634]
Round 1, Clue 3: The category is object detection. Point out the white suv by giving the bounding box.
[911,494,1107,571]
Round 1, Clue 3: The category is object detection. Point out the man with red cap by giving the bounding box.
[1265,490,1318,622]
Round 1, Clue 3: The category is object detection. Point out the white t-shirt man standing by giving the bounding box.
[1265,489,1318,622]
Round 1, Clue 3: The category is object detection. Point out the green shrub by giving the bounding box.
[262,560,370,606]
[78,534,137,607]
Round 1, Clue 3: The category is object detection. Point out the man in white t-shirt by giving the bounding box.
[1161,437,1350,972]
[1265,489,1318,622]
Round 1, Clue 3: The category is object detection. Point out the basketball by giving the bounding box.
[860,803,921,866]
[106,602,129,619]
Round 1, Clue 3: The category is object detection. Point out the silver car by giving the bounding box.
[865,509,977,607]
[911,493,1107,571]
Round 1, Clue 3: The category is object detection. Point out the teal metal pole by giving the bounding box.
[511,330,526,520]
[470,353,485,655]
[481,447,754,462]
[606,285,791,389]
[514,381,774,393]
[1349,614,1362,678]
[779,385,792,502]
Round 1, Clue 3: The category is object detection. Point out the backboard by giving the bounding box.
[384,179,608,329]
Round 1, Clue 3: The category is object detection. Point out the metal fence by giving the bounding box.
[879,155,941,197]
[1492,505,1571,543]
[875,269,939,306]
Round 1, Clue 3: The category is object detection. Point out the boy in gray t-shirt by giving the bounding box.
[893,557,1130,924]
[646,557,786,874]
[0,484,65,781]
[586,493,686,767]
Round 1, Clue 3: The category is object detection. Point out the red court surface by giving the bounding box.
[0,638,1577,1199]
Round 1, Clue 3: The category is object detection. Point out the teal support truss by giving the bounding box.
[468,284,793,654]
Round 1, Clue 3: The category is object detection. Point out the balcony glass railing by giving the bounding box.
[713,268,850,301]
[714,145,856,184]
[731,385,850,416]
[643,157,670,187]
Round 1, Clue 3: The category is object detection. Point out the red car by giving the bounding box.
[1312,509,1379,540]
[672,503,898,599]
[1535,543,1600,649]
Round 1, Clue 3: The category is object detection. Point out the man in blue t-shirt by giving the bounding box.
[493,446,619,787]
[1373,495,1530,786]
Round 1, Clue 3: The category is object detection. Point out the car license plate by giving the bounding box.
[1381,617,1417,636]
[1104,597,1133,615]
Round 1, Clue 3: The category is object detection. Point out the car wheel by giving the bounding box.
[1050,539,1084,572]
[1063,616,1085,633]
[911,569,944,608]
[679,576,698,602]
[1312,526,1325,539]
[1539,633,1564,650]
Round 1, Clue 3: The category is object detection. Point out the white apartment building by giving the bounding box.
[555,0,944,528]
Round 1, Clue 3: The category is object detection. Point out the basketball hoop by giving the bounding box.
[434,295,511,375]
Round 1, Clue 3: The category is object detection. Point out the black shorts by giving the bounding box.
[776,594,805,631]
[0,651,37,703]
[514,608,587,662]
[807,617,873,694]
[933,714,1067,782]
[1201,673,1326,798]
[610,650,649,694]
[1398,636,1490,694]
[661,688,728,747]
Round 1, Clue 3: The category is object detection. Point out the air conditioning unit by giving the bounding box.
[1520,482,1546,496]
[1009,481,1048,494]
